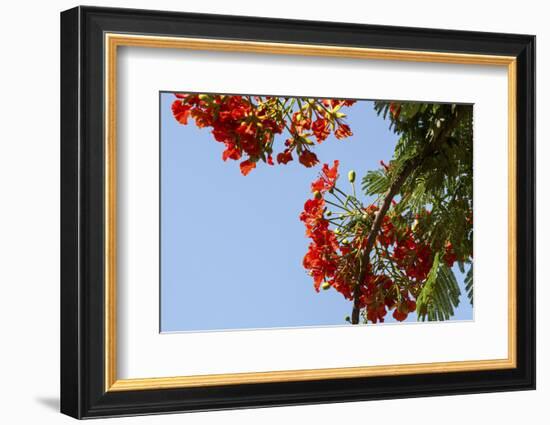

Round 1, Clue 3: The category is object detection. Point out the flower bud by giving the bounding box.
[321,281,331,290]
[325,210,332,217]
[348,170,356,183]
[313,190,322,200]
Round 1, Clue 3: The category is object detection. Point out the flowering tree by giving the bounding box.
[171,94,473,324]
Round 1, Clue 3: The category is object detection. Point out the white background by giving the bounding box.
[118,47,508,379]
[0,0,545,424]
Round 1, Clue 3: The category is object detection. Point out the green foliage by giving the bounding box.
[416,253,461,321]
[363,101,473,321]
[361,169,390,196]
[465,264,474,305]
[372,101,473,255]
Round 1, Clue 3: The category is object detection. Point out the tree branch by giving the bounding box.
[350,107,465,324]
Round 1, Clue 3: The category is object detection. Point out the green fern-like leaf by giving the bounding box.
[465,264,473,305]
[416,252,461,321]
[361,169,390,196]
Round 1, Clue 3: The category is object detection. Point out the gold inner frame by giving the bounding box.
[104,33,517,392]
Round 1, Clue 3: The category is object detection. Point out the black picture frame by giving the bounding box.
[61,5,535,419]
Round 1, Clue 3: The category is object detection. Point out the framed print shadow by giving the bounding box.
[60,6,536,419]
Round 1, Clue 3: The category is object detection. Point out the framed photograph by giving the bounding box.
[60,6,535,419]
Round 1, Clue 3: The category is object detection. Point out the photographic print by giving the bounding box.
[61,9,535,417]
[161,93,474,332]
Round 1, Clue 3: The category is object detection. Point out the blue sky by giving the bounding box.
[160,93,473,332]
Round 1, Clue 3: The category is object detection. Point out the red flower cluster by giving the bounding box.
[171,94,355,175]
[358,273,417,323]
[390,229,433,282]
[172,94,283,175]
[378,211,460,282]
[357,210,421,323]
[300,161,349,295]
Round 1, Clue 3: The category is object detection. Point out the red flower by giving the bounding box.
[377,216,395,246]
[217,110,232,123]
[239,160,256,176]
[190,108,213,128]
[230,106,248,121]
[212,126,234,143]
[335,124,353,140]
[276,150,293,164]
[443,241,458,267]
[392,308,408,322]
[389,103,401,119]
[312,118,330,142]
[299,151,319,168]
[291,112,312,133]
[240,137,261,157]
[262,118,283,135]
[171,101,192,125]
[299,198,325,233]
[222,144,242,161]
[368,305,388,324]
[311,161,339,193]
[235,122,256,137]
